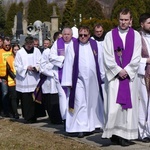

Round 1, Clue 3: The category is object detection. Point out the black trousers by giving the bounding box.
[20,92,46,121]
[8,86,18,115]
[43,93,62,124]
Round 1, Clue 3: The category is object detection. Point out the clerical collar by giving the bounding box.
[118,26,129,33]
[93,34,105,41]
[141,30,150,37]
[23,45,34,54]
[143,32,150,38]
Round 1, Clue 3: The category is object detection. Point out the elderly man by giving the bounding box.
[51,27,76,83]
[15,36,46,123]
[61,26,105,138]
[102,8,141,146]
[40,27,75,124]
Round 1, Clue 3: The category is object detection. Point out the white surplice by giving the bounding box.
[40,48,65,94]
[102,28,141,140]
[15,47,41,92]
[61,40,105,133]
[138,32,150,139]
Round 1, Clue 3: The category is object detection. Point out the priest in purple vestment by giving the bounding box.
[61,26,105,138]
[41,27,75,125]
[102,8,141,146]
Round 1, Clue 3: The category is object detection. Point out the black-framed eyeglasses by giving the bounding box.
[79,34,88,37]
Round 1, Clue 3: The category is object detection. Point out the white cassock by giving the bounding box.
[39,48,67,119]
[138,33,150,139]
[50,39,74,119]
[61,41,105,133]
[102,29,141,140]
[15,47,41,92]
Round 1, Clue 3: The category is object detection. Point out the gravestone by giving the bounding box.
[16,12,23,39]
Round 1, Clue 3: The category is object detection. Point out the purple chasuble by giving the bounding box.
[112,27,134,109]
[69,38,103,110]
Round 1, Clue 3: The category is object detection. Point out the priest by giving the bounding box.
[61,26,105,138]
[102,8,141,146]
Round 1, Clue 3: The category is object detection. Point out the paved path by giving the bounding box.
[15,115,150,150]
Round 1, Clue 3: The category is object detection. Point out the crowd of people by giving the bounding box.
[1,7,150,147]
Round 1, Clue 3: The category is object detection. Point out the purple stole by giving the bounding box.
[57,37,76,82]
[112,27,134,109]
[32,74,47,104]
[57,37,76,95]
[69,38,103,110]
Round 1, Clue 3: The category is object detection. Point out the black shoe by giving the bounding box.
[2,113,11,118]
[142,137,150,143]
[78,132,84,138]
[84,132,94,136]
[24,120,36,124]
[118,138,130,147]
[63,119,66,131]
[24,118,37,124]
[14,113,19,119]
[110,135,119,144]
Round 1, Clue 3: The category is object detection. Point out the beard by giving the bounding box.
[143,28,150,34]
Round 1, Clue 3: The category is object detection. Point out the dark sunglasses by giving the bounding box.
[5,44,11,47]
[79,34,88,37]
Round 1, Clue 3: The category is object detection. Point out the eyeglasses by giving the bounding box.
[5,44,11,47]
[79,34,88,37]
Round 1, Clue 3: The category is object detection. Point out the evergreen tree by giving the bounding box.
[61,0,75,28]
[84,0,104,20]
[39,0,48,22]
[71,0,105,26]
[27,0,41,24]
[0,4,5,35]
[28,0,48,24]
[17,1,24,13]
[72,0,88,24]
[144,0,150,14]
[0,5,5,34]
[5,3,17,36]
